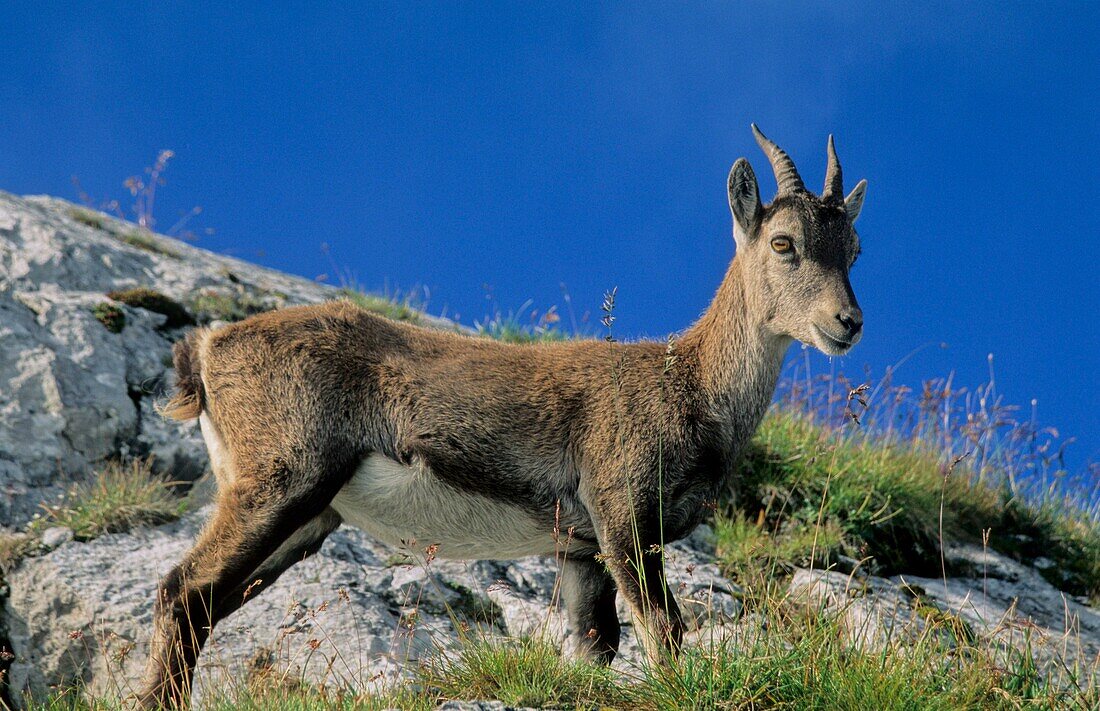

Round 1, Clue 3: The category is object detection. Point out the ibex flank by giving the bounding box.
[138,125,868,708]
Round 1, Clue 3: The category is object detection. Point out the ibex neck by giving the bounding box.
[681,257,789,439]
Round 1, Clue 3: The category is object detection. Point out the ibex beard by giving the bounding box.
[136,125,868,708]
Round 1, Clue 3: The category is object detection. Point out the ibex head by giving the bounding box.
[727,125,867,356]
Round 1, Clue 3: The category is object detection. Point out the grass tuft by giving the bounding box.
[0,531,35,573]
[91,303,126,334]
[337,288,422,324]
[715,408,1100,603]
[189,288,275,324]
[67,207,108,231]
[32,459,186,541]
[204,687,436,711]
[420,637,620,708]
[629,630,1035,710]
[116,229,180,259]
[475,303,567,344]
[106,287,194,329]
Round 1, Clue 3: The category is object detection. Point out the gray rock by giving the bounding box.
[0,191,463,527]
[0,193,316,525]
[38,527,72,549]
[786,544,1100,681]
[2,507,737,707]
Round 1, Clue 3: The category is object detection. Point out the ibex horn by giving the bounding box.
[823,134,844,202]
[751,124,805,196]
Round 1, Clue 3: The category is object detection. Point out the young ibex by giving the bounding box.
[138,126,867,707]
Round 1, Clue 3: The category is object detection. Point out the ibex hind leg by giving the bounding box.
[135,465,349,709]
[215,507,342,621]
[561,554,620,665]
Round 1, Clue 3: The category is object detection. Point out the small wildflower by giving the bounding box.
[663,333,678,375]
[242,578,263,602]
[486,580,510,594]
[541,307,561,325]
[113,641,136,663]
[601,287,617,341]
[845,383,871,425]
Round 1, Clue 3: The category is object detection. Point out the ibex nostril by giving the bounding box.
[836,307,863,336]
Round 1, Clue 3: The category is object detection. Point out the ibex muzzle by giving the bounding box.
[138,126,869,709]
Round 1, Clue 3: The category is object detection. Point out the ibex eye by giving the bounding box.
[770,236,793,254]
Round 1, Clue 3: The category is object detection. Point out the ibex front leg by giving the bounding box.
[596,507,683,665]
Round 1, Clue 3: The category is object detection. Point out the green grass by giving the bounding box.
[68,207,108,231]
[203,688,436,711]
[714,410,1100,602]
[420,637,620,708]
[626,624,1089,710]
[337,288,422,324]
[475,302,568,343]
[116,229,181,258]
[475,313,567,343]
[25,684,436,711]
[91,302,126,333]
[189,288,275,323]
[338,287,571,342]
[24,622,1095,710]
[31,458,187,542]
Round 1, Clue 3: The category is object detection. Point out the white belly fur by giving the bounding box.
[330,453,557,560]
[199,413,234,485]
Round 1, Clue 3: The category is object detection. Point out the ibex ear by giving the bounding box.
[728,158,761,240]
[844,179,867,222]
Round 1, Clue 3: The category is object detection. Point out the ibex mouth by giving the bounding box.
[813,324,857,355]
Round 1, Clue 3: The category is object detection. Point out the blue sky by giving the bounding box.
[1,3,1097,471]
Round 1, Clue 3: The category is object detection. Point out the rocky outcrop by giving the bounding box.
[0,192,456,526]
[2,512,739,706]
[787,544,1100,681]
[0,192,345,526]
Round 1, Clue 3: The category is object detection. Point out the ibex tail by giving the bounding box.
[160,329,207,421]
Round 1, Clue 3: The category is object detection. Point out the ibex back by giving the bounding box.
[138,126,868,708]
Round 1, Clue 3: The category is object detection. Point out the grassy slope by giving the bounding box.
[11,291,1100,710]
[719,411,1100,601]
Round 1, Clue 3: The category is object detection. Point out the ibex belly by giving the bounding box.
[330,453,559,560]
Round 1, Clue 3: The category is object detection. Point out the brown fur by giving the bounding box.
[137,129,867,708]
